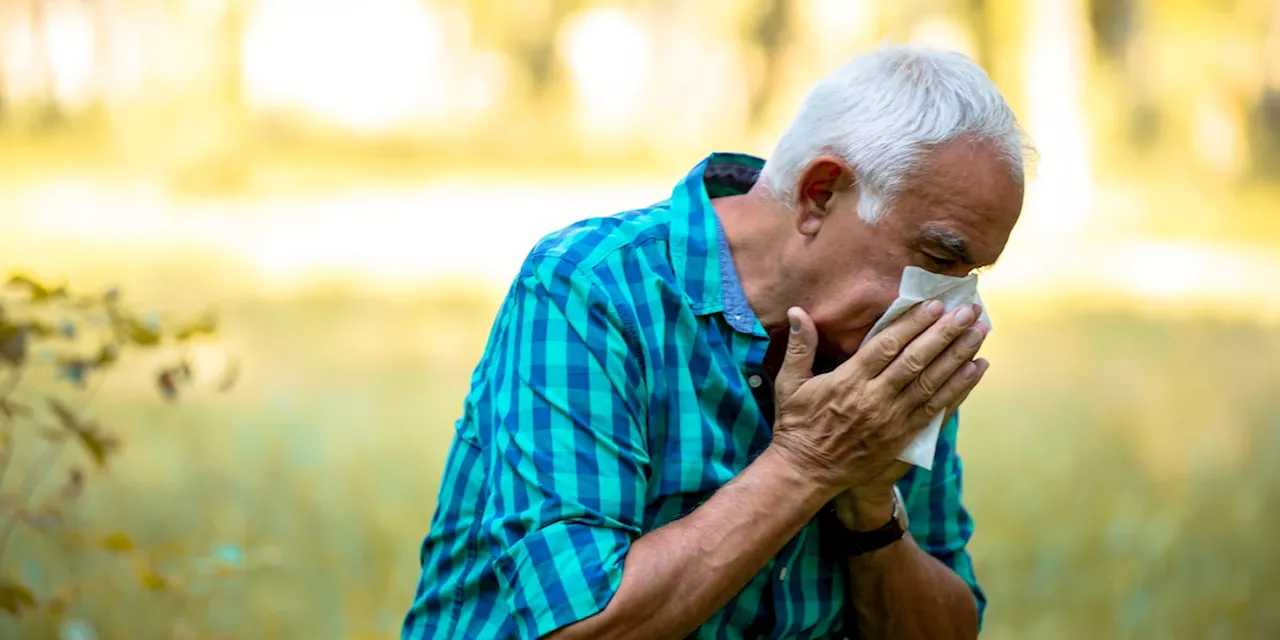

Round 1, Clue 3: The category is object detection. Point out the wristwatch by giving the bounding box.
[822,486,909,557]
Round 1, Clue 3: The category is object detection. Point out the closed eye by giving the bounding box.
[922,253,991,277]
[923,253,960,271]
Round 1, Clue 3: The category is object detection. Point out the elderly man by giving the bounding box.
[403,45,1030,639]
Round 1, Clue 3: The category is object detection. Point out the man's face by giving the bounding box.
[777,139,1024,372]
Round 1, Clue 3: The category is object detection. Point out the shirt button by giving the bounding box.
[747,375,763,389]
[778,567,788,581]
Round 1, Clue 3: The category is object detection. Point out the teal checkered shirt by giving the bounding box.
[403,153,983,639]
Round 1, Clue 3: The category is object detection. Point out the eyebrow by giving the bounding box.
[920,228,976,266]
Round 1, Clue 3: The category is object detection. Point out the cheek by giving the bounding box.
[811,278,889,331]
[834,283,903,354]
[796,237,907,326]
[873,278,902,309]
[865,257,909,304]
[850,276,901,315]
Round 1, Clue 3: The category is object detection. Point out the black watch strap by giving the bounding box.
[821,494,906,557]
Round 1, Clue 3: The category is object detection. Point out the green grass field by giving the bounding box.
[4,288,1278,640]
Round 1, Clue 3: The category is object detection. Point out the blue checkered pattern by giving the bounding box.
[403,153,984,639]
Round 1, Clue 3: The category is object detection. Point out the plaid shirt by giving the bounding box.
[403,153,984,639]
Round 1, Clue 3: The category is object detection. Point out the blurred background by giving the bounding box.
[0,0,1278,638]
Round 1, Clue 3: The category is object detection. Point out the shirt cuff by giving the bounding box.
[494,520,630,638]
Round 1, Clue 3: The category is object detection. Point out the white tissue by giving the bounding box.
[859,266,992,470]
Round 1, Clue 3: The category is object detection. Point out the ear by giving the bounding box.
[794,156,855,237]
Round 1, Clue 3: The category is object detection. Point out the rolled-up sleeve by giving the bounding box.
[901,411,987,628]
[482,252,650,639]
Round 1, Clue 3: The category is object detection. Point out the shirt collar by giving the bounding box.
[667,152,767,337]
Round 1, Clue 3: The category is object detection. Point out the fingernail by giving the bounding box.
[971,303,983,317]
[962,326,985,348]
[954,306,976,327]
[924,299,944,317]
[788,308,801,333]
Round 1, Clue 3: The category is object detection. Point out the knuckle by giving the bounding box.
[911,373,940,398]
[945,353,971,373]
[944,322,968,341]
[876,335,903,359]
[901,351,928,374]
[958,338,983,358]
[787,339,810,356]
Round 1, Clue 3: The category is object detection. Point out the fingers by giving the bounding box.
[852,299,946,378]
[941,356,987,421]
[774,307,817,401]
[900,320,988,405]
[941,366,979,426]
[910,358,989,425]
[878,304,980,392]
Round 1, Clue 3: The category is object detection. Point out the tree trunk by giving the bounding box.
[747,0,792,130]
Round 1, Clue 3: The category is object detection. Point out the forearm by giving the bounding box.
[844,533,978,639]
[546,447,833,640]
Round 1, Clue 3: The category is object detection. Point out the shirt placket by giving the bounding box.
[744,365,804,637]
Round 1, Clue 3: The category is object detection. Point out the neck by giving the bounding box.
[712,186,791,333]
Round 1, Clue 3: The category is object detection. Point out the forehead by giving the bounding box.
[893,139,1024,265]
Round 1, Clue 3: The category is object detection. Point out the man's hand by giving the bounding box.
[768,299,989,503]
[839,307,989,529]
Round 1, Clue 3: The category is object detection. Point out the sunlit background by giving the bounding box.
[1,0,1278,638]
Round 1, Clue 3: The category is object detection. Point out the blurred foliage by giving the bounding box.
[0,0,1277,193]
[0,273,259,639]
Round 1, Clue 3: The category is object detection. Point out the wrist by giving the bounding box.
[834,488,896,532]
[822,485,909,558]
[762,444,844,503]
[757,446,842,509]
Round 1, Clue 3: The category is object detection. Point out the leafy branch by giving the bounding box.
[0,272,240,622]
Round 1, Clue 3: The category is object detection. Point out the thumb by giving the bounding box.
[775,307,818,401]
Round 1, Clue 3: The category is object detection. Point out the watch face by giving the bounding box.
[892,485,909,530]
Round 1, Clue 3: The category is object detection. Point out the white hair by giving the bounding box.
[758,45,1034,223]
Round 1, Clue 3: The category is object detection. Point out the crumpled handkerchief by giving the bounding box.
[858,266,992,470]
